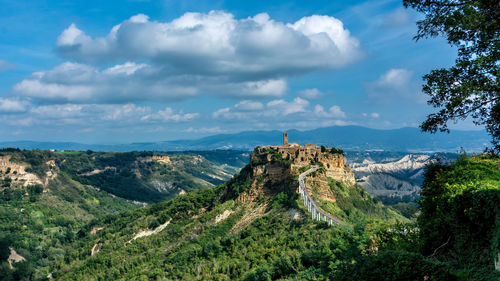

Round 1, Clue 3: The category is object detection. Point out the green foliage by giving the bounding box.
[2,176,11,187]
[329,147,344,155]
[313,177,403,224]
[0,235,10,261]
[273,191,298,209]
[337,250,458,281]
[391,202,419,219]
[251,148,291,166]
[223,164,253,199]
[404,0,500,151]
[27,185,43,202]
[418,155,500,279]
[1,148,498,280]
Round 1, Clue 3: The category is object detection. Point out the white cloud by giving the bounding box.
[102,104,151,121]
[103,61,148,75]
[365,68,425,103]
[13,61,286,102]
[0,98,27,113]
[234,100,264,111]
[2,103,198,126]
[141,107,199,122]
[56,11,361,75]
[11,12,362,104]
[212,97,351,131]
[31,104,85,118]
[314,105,346,118]
[363,112,380,118]
[267,97,309,116]
[377,68,412,88]
[296,88,327,99]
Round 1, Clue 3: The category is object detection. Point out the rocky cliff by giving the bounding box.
[228,145,355,203]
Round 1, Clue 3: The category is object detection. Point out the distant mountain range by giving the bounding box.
[0,126,489,152]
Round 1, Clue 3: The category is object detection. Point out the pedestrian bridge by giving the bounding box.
[298,166,343,226]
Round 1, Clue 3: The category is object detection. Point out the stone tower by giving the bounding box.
[283,132,288,145]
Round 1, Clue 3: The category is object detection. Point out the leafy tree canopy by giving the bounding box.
[404,0,500,152]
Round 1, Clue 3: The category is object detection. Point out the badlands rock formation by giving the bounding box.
[350,154,436,203]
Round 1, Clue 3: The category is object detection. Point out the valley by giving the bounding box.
[0,142,497,280]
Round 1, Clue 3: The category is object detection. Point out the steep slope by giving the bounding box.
[350,153,454,204]
[43,146,408,280]
[0,149,242,280]
[62,151,239,203]
[0,149,241,204]
[0,151,137,280]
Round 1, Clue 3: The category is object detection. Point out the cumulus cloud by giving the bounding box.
[56,12,362,71]
[267,97,309,116]
[213,98,311,121]
[365,68,425,103]
[0,103,197,126]
[313,105,346,118]
[13,62,201,103]
[212,97,349,131]
[296,88,328,99]
[141,107,199,122]
[362,112,380,118]
[234,100,264,111]
[11,12,361,103]
[0,98,27,113]
[13,62,286,103]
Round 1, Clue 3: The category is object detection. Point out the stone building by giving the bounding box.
[255,132,346,169]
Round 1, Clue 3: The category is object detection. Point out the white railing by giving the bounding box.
[298,166,342,226]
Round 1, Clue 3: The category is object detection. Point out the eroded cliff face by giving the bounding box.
[234,155,296,203]
[350,154,439,203]
[0,155,43,187]
[325,166,355,185]
[231,146,355,203]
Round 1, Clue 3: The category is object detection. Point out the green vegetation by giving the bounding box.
[168,150,249,168]
[403,0,500,151]
[418,154,500,280]
[329,147,344,155]
[312,178,403,224]
[1,149,239,204]
[251,147,291,166]
[0,148,497,280]
[0,149,242,280]
[0,171,136,280]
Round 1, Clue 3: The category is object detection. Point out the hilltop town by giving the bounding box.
[252,133,355,185]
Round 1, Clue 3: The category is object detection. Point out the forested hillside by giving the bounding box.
[0,148,497,280]
[0,149,242,280]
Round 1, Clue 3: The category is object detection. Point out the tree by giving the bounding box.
[403,0,500,152]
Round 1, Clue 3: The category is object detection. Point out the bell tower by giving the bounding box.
[283,132,288,145]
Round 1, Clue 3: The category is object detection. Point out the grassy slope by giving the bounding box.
[0,149,242,280]
[54,162,408,280]
[56,156,500,281]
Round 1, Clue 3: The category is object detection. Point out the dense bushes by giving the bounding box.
[418,155,500,280]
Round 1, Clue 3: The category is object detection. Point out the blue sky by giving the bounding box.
[0,0,472,144]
